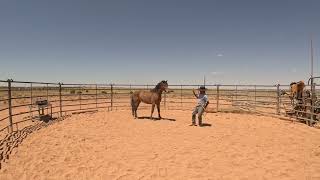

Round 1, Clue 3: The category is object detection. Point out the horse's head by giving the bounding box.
[158,80,169,92]
[151,80,169,93]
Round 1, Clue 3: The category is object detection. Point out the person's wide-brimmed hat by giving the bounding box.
[197,86,207,91]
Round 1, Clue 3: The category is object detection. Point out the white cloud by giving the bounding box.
[217,54,223,57]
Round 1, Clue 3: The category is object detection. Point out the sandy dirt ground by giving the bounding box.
[0,109,320,180]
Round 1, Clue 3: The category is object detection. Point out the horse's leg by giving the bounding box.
[131,100,135,117]
[135,101,141,118]
[157,103,161,119]
[150,103,155,120]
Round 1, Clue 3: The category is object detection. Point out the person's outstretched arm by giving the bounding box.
[205,101,210,109]
[193,89,198,98]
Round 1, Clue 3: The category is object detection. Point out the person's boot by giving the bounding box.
[190,115,197,126]
[190,120,197,126]
[198,117,203,127]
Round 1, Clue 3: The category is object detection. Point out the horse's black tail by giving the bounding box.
[130,93,135,117]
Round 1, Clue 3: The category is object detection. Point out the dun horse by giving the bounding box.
[131,80,168,119]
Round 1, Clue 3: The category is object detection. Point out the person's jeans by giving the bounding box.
[192,105,204,125]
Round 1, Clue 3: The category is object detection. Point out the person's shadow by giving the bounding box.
[200,123,212,127]
[137,116,176,121]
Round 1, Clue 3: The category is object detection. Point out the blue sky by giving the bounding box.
[0,0,320,85]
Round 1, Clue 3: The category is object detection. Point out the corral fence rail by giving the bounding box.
[0,79,319,137]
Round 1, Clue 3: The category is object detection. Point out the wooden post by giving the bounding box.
[276,84,280,115]
[59,83,63,117]
[7,79,13,133]
[216,85,220,112]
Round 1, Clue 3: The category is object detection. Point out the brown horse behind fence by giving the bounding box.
[281,81,306,100]
[289,81,305,100]
[131,80,168,119]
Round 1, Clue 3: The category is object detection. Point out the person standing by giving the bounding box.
[191,86,209,126]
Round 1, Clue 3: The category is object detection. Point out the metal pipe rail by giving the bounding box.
[0,79,318,137]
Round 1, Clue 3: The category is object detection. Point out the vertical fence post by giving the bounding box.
[95,84,98,109]
[110,84,113,111]
[79,86,82,110]
[180,85,183,108]
[276,84,280,115]
[59,83,63,117]
[247,88,250,110]
[310,80,315,125]
[164,91,167,110]
[46,83,49,114]
[30,83,33,106]
[216,85,220,112]
[232,86,234,107]
[7,79,13,133]
[235,85,238,106]
[254,85,257,111]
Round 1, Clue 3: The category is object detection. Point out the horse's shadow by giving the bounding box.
[137,116,176,121]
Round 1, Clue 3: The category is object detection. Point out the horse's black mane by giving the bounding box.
[151,80,167,92]
[290,82,297,86]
